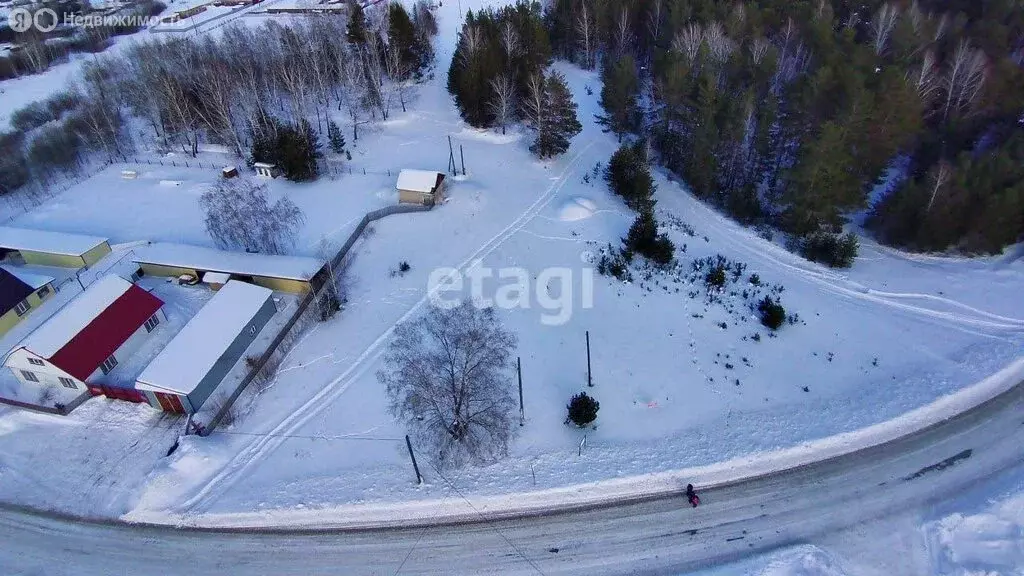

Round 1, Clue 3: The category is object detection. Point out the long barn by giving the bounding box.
[0,227,111,268]
[131,242,326,294]
[135,280,277,414]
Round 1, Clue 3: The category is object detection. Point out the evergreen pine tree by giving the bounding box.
[347,2,367,45]
[251,118,321,183]
[530,71,581,158]
[596,54,641,141]
[389,2,428,79]
[604,142,655,211]
[622,208,675,265]
[327,120,346,155]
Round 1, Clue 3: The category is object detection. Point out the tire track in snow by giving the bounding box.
[658,183,1024,334]
[173,141,598,515]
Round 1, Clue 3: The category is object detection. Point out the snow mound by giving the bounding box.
[925,491,1024,573]
[758,546,849,576]
[558,197,597,222]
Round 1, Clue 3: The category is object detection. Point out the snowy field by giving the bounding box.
[0,0,1020,559]
[11,162,401,256]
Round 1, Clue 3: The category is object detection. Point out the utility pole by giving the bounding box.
[405,435,422,484]
[586,330,592,387]
[517,357,524,426]
[460,145,466,176]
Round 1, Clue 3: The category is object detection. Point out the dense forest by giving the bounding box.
[542,0,1023,259]
[447,0,1024,259]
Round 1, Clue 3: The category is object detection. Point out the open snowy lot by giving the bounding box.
[0,0,1020,540]
[11,162,398,256]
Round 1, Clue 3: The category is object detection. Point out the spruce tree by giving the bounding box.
[530,71,581,159]
[327,120,346,155]
[623,209,674,265]
[596,54,641,141]
[347,3,367,45]
[605,142,655,211]
[389,2,428,79]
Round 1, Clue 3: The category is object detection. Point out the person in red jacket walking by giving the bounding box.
[686,483,700,507]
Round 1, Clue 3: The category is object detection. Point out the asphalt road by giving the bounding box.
[3,382,1023,576]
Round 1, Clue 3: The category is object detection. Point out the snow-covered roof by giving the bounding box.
[132,242,324,282]
[397,170,443,194]
[136,280,273,396]
[0,227,108,257]
[204,271,231,284]
[1,266,54,290]
[253,162,276,169]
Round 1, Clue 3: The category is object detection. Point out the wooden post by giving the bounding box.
[517,357,524,426]
[448,135,457,175]
[586,331,592,387]
[405,435,422,484]
[460,145,465,175]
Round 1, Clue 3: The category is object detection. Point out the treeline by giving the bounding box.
[0,0,167,81]
[0,1,437,193]
[547,0,1023,259]
[447,1,581,158]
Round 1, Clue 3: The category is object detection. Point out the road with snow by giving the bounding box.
[4,380,1022,575]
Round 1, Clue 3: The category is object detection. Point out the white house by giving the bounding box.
[4,275,165,402]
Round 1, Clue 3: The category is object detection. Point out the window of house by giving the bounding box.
[100,355,118,375]
[36,285,50,299]
[20,370,39,383]
[27,357,44,366]
[58,377,77,389]
[144,314,161,333]
[14,300,30,316]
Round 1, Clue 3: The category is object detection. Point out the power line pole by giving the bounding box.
[517,356,524,426]
[586,330,592,387]
[405,435,422,484]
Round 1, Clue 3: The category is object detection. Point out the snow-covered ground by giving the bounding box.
[11,163,396,256]
[0,0,1020,556]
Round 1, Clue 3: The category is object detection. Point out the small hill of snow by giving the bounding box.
[558,196,597,222]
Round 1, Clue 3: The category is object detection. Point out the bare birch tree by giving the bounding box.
[200,178,305,255]
[378,301,518,469]
[576,3,596,69]
[489,74,516,135]
[672,23,704,65]
[522,72,545,129]
[942,40,988,120]
[871,3,900,56]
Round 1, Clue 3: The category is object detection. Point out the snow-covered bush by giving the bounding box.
[566,392,600,427]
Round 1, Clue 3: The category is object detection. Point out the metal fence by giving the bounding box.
[198,202,433,435]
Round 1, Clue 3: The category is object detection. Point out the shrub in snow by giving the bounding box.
[705,265,727,288]
[597,247,633,282]
[567,392,600,427]
[798,231,858,268]
[399,261,411,273]
[378,302,518,469]
[758,296,786,330]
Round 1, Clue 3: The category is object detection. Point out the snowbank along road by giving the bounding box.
[3,377,1022,575]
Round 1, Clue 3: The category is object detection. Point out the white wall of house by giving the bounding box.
[4,308,167,391]
[5,349,82,392]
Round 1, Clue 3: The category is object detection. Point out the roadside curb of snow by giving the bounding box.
[110,356,1024,532]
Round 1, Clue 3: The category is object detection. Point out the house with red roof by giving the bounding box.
[4,275,165,402]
